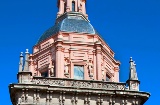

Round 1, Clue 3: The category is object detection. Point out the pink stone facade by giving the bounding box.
[57,0,88,17]
[9,1,150,105]
[29,0,120,82]
[31,32,120,82]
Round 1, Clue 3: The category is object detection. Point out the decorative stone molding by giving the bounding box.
[48,61,55,77]
[88,60,94,79]
[64,57,70,77]
[84,93,91,105]
[9,83,150,105]
[31,77,126,90]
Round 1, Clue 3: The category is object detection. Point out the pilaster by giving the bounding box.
[66,0,71,12]
[55,41,64,78]
[114,67,120,82]
[95,42,102,80]
[93,50,96,80]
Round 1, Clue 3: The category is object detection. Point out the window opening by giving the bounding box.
[72,1,75,12]
[64,2,66,13]
[74,65,84,80]
[106,74,111,81]
[41,71,48,77]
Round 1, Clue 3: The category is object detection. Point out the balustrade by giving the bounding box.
[31,77,126,90]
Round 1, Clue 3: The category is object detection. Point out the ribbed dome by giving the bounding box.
[36,12,97,44]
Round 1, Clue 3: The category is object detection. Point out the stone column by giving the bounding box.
[82,1,86,14]
[114,67,119,82]
[61,48,64,78]
[75,0,78,12]
[93,50,96,80]
[59,0,62,13]
[58,0,64,17]
[69,49,73,78]
[66,0,70,12]
[46,91,49,105]
[96,43,102,80]
[56,41,63,78]
[61,0,64,14]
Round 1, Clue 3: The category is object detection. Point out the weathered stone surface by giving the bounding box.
[9,1,150,105]
[9,83,149,105]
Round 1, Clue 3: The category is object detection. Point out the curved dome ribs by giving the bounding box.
[36,12,102,44]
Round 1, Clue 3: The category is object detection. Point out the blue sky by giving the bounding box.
[0,0,159,104]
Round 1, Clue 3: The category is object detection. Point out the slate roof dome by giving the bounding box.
[36,12,97,44]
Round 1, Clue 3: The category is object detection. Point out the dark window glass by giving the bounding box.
[106,75,110,81]
[64,2,66,12]
[72,1,75,12]
[41,71,48,77]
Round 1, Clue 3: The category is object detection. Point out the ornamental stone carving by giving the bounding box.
[31,77,126,90]
[88,60,94,79]
[50,62,55,77]
[102,64,105,80]
[64,58,70,77]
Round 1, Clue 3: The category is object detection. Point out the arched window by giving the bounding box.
[72,1,75,12]
[64,2,66,13]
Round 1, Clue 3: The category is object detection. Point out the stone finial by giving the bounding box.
[57,0,87,17]
[26,49,29,54]
[129,57,133,62]
[129,57,138,80]
[23,49,30,71]
[19,52,23,72]
[127,57,140,91]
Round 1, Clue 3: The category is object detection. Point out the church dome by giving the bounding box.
[37,12,97,44]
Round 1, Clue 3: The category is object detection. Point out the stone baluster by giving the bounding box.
[109,96,112,105]
[36,90,40,104]
[97,94,101,105]
[136,99,139,105]
[18,97,22,104]
[136,96,139,105]
[132,96,136,105]
[121,98,125,105]
[25,89,28,103]
[84,93,91,105]
[21,89,25,103]
[84,93,88,105]
[33,91,36,104]
[75,92,78,105]
[109,95,116,105]
[113,97,116,105]
[49,91,53,104]
[125,98,128,105]
[46,91,49,105]
[133,96,139,105]
[100,94,104,105]
[88,93,91,105]
[59,92,62,105]
[62,92,66,104]
[71,93,75,105]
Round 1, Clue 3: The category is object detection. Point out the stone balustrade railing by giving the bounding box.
[31,77,126,90]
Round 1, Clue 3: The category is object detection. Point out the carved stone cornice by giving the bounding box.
[9,82,150,105]
[33,43,53,57]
